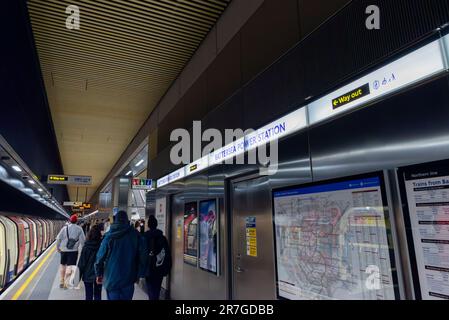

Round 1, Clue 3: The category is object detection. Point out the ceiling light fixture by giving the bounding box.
[28,180,35,185]
[135,159,144,167]
[12,165,22,172]
[126,170,132,176]
[38,188,43,192]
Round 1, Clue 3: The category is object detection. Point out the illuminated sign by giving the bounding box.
[168,168,185,183]
[332,84,370,109]
[49,175,68,182]
[157,175,169,188]
[308,39,446,125]
[155,35,449,190]
[47,174,92,185]
[131,178,153,190]
[63,201,82,206]
[185,156,209,177]
[444,34,449,67]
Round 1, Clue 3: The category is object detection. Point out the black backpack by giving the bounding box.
[66,225,79,250]
[148,233,172,277]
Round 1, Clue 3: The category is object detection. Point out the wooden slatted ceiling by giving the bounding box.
[27,0,230,202]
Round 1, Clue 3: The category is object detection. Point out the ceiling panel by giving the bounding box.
[27,0,231,201]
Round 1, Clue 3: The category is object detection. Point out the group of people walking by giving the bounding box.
[55,211,171,300]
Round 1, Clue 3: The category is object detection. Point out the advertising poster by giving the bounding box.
[399,160,449,300]
[199,199,218,274]
[184,202,198,266]
[272,173,398,300]
[155,197,167,236]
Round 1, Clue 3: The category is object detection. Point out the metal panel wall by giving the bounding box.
[165,130,311,300]
[303,0,449,99]
[309,76,449,181]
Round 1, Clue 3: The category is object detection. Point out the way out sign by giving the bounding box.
[47,174,92,185]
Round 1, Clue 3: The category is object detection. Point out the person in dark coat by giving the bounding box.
[77,225,103,300]
[143,215,171,300]
[94,211,147,300]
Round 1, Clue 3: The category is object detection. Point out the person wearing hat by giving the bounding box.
[56,214,86,289]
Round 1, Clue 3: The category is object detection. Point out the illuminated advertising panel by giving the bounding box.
[184,202,198,266]
[199,199,218,275]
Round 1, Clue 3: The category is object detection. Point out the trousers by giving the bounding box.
[106,284,134,300]
[84,281,102,300]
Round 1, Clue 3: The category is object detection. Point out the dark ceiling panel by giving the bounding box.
[240,0,300,84]
[0,0,68,203]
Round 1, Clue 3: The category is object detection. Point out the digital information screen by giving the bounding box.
[399,160,449,300]
[272,173,399,300]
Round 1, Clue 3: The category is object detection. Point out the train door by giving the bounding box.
[21,219,31,267]
[42,220,48,249]
[0,220,6,290]
[230,176,276,300]
[8,217,25,274]
[24,218,36,263]
[0,217,18,282]
[50,221,55,241]
[34,219,43,256]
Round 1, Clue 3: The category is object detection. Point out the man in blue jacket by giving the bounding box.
[94,211,146,300]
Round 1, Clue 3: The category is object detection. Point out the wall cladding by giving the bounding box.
[303,0,449,99]
[152,0,449,179]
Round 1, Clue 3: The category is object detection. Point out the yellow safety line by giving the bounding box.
[11,245,57,300]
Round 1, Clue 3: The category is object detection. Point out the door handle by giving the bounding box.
[234,266,245,273]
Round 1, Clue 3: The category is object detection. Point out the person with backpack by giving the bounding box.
[77,225,103,300]
[56,214,85,289]
[94,211,146,300]
[143,215,172,300]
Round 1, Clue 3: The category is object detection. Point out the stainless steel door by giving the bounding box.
[231,176,276,300]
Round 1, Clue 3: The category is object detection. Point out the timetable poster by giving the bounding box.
[199,199,218,274]
[184,202,198,266]
[400,160,449,300]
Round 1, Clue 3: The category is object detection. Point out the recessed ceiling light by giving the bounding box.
[12,165,22,172]
[135,159,144,166]
[126,170,132,176]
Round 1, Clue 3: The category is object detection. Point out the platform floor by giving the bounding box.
[0,243,148,300]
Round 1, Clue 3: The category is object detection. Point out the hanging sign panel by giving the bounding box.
[131,178,153,190]
[272,172,399,300]
[398,159,449,300]
[47,174,92,185]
